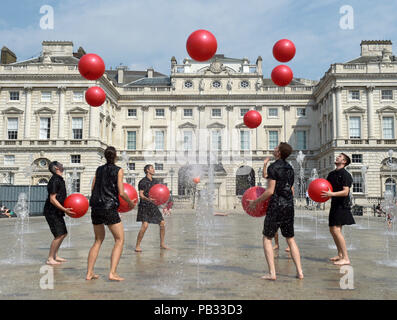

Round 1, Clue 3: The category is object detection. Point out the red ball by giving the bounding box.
[118,183,138,213]
[243,110,262,129]
[271,65,293,87]
[186,29,217,62]
[242,186,270,217]
[78,53,105,80]
[273,39,296,62]
[85,86,106,107]
[149,184,170,206]
[64,193,89,218]
[193,177,200,184]
[308,178,333,203]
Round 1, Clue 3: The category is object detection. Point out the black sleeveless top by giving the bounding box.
[90,163,121,210]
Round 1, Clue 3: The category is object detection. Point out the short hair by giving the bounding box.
[48,161,63,175]
[340,153,351,167]
[104,146,117,164]
[278,142,293,160]
[144,164,153,174]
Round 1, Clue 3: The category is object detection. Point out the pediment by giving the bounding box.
[34,107,56,114]
[67,107,88,114]
[207,122,226,129]
[235,122,248,129]
[178,121,197,129]
[1,107,23,114]
[377,106,397,113]
[343,106,366,113]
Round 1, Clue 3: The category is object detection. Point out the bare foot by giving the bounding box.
[135,247,142,252]
[329,256,342,262]
[333,259,350,266]
[296,273,304,279]
[109,273,124,281]
[86,273,100,280]
[285,247,291,252]
[160,245,170,250]
[55,257,67,262]
[46,258,61,265]
[261,273,277,281]
[273,245,279,250]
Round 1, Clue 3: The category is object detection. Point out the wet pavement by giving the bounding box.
[0,209,396,300]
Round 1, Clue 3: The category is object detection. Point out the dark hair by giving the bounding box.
[278,142,293,160]
[340,153,351,167]
[144,164,153,174]
[48,161,63,175]
[104,146,117,164]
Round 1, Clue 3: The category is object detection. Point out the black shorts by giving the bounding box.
[91,208,121,225]
[44,213,67,238]
[263,205,295,239]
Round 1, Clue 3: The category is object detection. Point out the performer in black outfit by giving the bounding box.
[43,161,76,265]
[322,153,355,266]
[135,164,168,252]
[249,143,303,280]
[86,146,136,281]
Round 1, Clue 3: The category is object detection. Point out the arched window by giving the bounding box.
[38,178,48,185]
[236,166,255,196]
[385,178,396,197]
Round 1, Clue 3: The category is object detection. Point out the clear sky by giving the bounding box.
[0,0,396,80]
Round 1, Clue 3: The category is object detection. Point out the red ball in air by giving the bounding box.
[78,53,105,81]
[273,39,296,62]
[186,29,217,62]
[243,110,262,129]
[85,86,106,107]
[271,65,293,87]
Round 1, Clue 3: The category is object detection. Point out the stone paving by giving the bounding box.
[0,209,396,300]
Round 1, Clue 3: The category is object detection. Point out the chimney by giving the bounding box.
[1,46,17,64]
[256,56,262,74]
[147,67,154,78]
[116,65,127,84]
[42,41,74,57]
[73,47,86,59]
[360,40,393,57]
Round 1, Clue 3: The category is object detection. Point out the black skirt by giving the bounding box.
[329,206,356,227]
[137,201,163,224]
[44,212,67,238]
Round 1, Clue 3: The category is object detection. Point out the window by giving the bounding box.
[4,155,15,166]
[349,117,361,139]
[127,131,136,150]
[73,91,84,102]
[240,108,250,117]
[41,91,52,102]
[296,108,306,117]
[352,172,363,193]
[72,117,83,139]
[268,108,278,117]
[383,117,394,139]
[128,162,135,171]
[352,154,363,163]
[349,90,360,100]
[240,131,250,150]
[385,178,396,197]
[296,130,307,150]
[155,131,165,150]
[7,118,18,140]
[381,90,393,100]
[128,109,137,117]
[183,109,193,117]
[68,172,81,193]
[212,130,222,151]
[155,163,164,171]
[212,80,221,88]
[39,117,51,139]
[155,109,165,117]
[240,80,249,88]
[38,178,48,185]
[71,155,81,164]
[9,91,19,101]
[268,131,278,150]
[183,131,193,151]
[126,176,136,187]
[2,172,14,184]
[184,81,193,88]
[212,108,221,117]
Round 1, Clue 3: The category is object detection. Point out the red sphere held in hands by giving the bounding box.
[271,65,293,87]
[64,193,89,218]
[242,186,270,217]
[243,110,262,129]
[186,29,217,62]
[85,86,106,107]
[118,183,138,213]
[193,177,200,184]
[78,53,105,80]
[308,178,333,203]
[273,39,296,63]
[149,184,170,206]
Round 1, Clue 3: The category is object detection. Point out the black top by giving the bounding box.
[90,164,121,210]
[43,174,67,216]
[138,176,159,206]
[267,159,295,205]
[326,168,353,209]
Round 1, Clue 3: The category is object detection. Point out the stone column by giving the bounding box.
[24,86,33,139]
[330,91,337,140]
[282,105,290,142]
[107,120,112,145]
[226,105,233,153]
[89,104,100,139]
[366,85,375,139]
[141,105,149,149]
[57,86,66,139]
[334,86,343,139]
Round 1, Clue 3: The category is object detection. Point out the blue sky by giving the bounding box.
[0,0,396,80]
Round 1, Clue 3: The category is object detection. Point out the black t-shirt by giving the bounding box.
[43,174,66,216]
[267,159,294,205]
[90,164,121,210]
[138,176,159,206]
[326,168,353,209]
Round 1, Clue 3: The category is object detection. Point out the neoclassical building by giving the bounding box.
[0,40,396,210]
